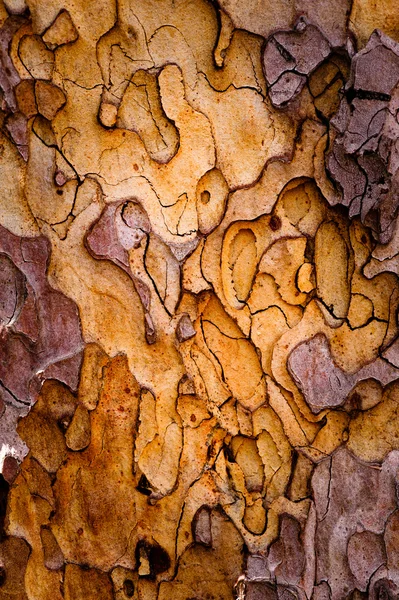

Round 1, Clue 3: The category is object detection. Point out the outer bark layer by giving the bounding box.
[0,1,399,599]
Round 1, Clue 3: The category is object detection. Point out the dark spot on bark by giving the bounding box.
[148,544,170,575]
[201,190,210,204]
[127,27,136,39]
[207,440,218,461]
[346,87,391,103]
[137,474,152,496]
[58,416,72,432]
[123,579,135,597]
[350,392,361,410]
[305,238,315,261]
[135,540,171,578]
[375,581,394,600]
[0,566,5,587]
[224,445,235,463]
[269,215,281,231]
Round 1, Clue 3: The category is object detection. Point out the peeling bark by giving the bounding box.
[0,2,399,599]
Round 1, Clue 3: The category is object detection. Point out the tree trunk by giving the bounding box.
[1,1,399,599]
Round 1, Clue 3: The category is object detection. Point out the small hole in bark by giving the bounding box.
[150,545,170,575]
[0,566,5,586]
[123,579,135,597]
[137,474,152,496]
[58,416,71,432]
[56,189,63,195]
[224,445,235,463]
[269,215,281,231]
[135,540,170,578]
[201,190,210,204]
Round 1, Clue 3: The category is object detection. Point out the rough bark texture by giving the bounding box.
[0,1,399,599]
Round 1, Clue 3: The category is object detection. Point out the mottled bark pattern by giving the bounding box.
[0,1,398,599]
